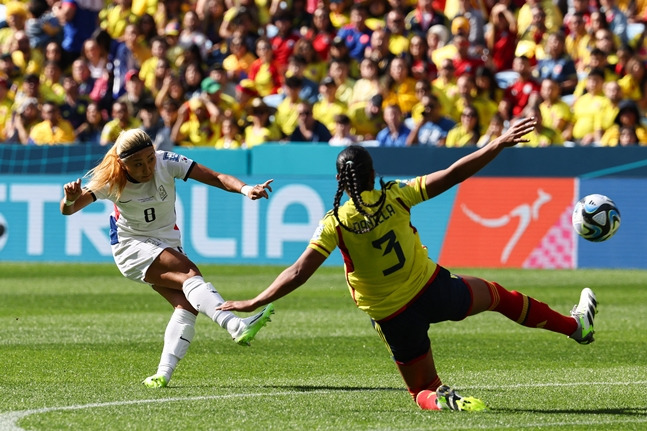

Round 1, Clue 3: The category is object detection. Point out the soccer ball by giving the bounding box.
[572,194,621,242]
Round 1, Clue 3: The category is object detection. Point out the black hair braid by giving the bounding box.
[333,160,388,234]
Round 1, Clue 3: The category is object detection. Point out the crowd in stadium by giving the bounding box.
[0,0,646,148]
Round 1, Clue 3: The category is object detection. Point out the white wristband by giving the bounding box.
[64,199,76,207]
[240,185,253,197]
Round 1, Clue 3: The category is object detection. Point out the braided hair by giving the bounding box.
[333,145,387,234]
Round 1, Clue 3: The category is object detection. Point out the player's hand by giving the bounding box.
[248,179,273,200]
[498,117,537,147]
[63,178,83,202]
[217,300,258,312]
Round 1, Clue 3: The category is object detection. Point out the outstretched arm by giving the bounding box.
[188,163,273,199]
[424,117,536,199]
[218,248,327,312]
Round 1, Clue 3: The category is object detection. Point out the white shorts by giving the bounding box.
[112,236,183,283]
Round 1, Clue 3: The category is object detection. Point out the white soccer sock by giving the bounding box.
[157,308,196,382]
[182,276,239,334]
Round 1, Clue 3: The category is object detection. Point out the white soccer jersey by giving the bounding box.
[91,151,195,245]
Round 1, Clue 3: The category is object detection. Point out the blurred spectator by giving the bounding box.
[501,56,541,120]
[599,0,628,46]
[376,103,410,147]
[433,58,458,102]
[603,80,623,120]
[477,112,505,147]
[4,97,41,144]
[117,70,154,118]
[179,10,213,62]
[112,23,152,98]
[233,78,258,127]
[44,41,64,69]
[383,57,418,116]
[516,5,549,62]
[517,0,563,36]
[384,9,409,57]
[201,76,239,119]
[405,0,448,37]
[445,104,480,147]
[618,55,647,111]
[454,73,497,131]
[328,57,355,105]
[314,76,347,133]
[407,34,436,82]
[538,77,573,141]
[618,125,640,146]
[475,66,503,104]
[348,57,381,109]
[305,6,336,62]
[592,28,619,65]
[99,0,138,41]
[138,99,164,142]
[426,24,449,61]
[197,0,225,53]
[569,68,612,145]
[60,74,89,128]
[269,9,300,75]
[451,33,485,77]
[205,62,235,98]
[171,96,220,147]
[364,27,393,76]
[10,30,45,75]
[75,101,105,143]
[40,62,65,106]
[336,4,372,61]
[52,0,102,69]
[179,61,206,99]
[163,21,183,67]
[223,34,256,82]
[600,99,647,146]
[565,12,591,72]
[455,0,486,51]
[516,104,564,147]
[140,38,171,97]
[136,13,159,45]
[293,38,327,85]
[152,98,179,150]
[100,100,140,145]
[348,93,384,140]
[243,97,281,148]
[82,38,109,80]
[329,113,358,146]
[284,55,319,104]
[28,101,76,145]
[328,35,359,78]
[485,3,518,72]
[536,32,578,95]
[563,0,593,30]
[572,47,619,97]
[0,77,13,141]
[290,101,332,143]
[406,94,455,147]
[26,0,63,50]
[0,2,28,53]
[219,0,263,42]
[215,115,242,149]
[328,0,350,30]
[155,73,185,109]
[275,75,305,137]
[249,37,282,97]
[13,74,42,113]
[155,0,186,36]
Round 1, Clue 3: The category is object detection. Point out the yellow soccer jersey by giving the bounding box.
[308,177,437,320]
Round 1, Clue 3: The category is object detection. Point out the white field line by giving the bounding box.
[1,381,647,431]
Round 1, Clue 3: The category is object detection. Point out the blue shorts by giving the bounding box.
[372,266,473,364]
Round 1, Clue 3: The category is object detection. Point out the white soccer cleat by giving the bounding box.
[569,288,597,345]
[232,303,274,346]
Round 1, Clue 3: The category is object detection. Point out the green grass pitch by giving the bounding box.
[1,263,646,430]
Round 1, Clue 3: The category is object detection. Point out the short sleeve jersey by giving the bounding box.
[308,177,437,320]
[91,151,195,244]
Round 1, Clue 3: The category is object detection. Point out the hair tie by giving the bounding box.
[345,160,354,167]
